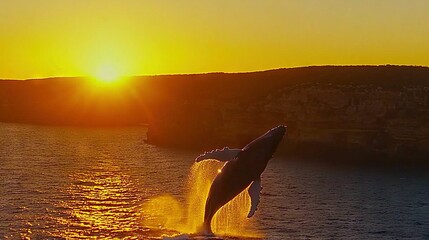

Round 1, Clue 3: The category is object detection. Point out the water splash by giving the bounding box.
[141,160,262,238]
[141,195,186,231]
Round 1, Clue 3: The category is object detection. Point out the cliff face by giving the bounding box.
[145,66,429,160]
[147,83,429,159]
[2,66,429,160]
[259,84,429,158]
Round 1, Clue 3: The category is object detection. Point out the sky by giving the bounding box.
[0,0,428,79]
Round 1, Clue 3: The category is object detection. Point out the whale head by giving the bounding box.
[243,125,287,155]
[266,125,287,141]
[263,125,287,150]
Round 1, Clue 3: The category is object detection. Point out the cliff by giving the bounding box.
[144,66,429,161]
[1,66,429,161]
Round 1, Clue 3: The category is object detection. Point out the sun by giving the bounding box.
[94,64,122,83]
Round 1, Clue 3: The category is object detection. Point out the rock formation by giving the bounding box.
[2,66,429,161]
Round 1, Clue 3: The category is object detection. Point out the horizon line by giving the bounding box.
[1,64,428,81]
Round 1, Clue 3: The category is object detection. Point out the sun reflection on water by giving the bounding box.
[52,158,144,239]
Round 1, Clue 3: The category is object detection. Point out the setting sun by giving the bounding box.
[1,1,429,239]
[93,64,122,83]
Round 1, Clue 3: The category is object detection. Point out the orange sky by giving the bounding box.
[1,0,429,79]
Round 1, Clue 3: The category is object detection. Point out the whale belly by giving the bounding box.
[204,161,253,223]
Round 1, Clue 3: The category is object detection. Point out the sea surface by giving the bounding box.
[1,123,429,239]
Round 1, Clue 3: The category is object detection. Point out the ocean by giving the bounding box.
[1,123,428,239]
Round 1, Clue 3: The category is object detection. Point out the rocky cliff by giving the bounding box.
[145,66,429,161]
[2,66,429,161]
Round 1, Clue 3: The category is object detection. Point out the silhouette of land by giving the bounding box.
[1,65,429,161]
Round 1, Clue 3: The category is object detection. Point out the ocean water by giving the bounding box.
[1,123,428,239]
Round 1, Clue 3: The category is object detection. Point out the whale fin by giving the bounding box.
[195,147,242,162]
[247,177,262,218]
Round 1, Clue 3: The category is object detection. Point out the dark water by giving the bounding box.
[1,123,428,239]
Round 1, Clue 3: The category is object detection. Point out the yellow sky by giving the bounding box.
[0,0,428,79]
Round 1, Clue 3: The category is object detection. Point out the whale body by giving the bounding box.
[195,125,287,234]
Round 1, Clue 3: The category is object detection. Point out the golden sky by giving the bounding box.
[1,0,428,79]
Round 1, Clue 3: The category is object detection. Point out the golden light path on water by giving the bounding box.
[51,156,144,239]
[142,160,262,239]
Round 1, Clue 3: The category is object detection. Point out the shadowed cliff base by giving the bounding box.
[1,65,429,163]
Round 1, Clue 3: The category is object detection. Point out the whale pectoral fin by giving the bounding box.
[195,147,242,162]
[247,177,262,218]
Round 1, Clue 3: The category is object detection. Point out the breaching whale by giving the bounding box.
[195,125,287,234]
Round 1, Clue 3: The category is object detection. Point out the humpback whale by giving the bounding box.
[195,125,287,234]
